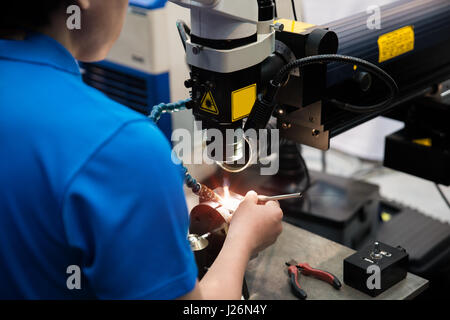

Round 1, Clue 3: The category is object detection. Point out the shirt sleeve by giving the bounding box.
[61,119,197,299]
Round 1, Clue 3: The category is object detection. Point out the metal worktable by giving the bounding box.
[245,222,429,300]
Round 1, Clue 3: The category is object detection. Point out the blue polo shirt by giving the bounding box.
[0,33,197,299]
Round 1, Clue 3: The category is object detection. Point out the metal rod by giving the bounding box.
[258,192,303,202]
[199,224,227,239]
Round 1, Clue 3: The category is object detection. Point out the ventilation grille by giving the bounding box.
[81,63,150,114]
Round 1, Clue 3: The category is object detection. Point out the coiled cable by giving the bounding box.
[271,54,399,114]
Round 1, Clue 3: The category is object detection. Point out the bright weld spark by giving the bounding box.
[220,186,241,212]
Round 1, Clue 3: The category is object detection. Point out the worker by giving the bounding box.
[0,0,283,299]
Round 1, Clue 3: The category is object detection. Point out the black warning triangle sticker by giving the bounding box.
[200,91,219,115]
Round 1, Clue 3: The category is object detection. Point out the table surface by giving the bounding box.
[245,222,429,300]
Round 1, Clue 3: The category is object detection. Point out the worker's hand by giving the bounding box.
[227,191,283,257]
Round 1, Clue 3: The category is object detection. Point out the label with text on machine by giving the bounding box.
[378,25,415,63]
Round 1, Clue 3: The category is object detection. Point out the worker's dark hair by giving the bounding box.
[0,1,69,36]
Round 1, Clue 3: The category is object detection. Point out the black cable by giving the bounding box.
[436,184,450,209]
[295,144,311,193]
[291,0,298,21]
[271,54,399,114]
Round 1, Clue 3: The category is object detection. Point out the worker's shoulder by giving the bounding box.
[69,80,173,153]
[2,56,171,149]
[62,75,175,158]
[2,58,146,126]
[57,74,172,159]
[1,59,171,178]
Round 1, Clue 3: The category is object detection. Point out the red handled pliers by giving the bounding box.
[285,260,342,299]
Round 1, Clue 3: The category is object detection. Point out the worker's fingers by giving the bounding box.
[243,190,258,204]
[265,200,280,208]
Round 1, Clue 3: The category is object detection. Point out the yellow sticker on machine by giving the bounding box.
[378,26,415,63]
[200,91,219,115]
[231,84,257,122]
[274,19,316,34]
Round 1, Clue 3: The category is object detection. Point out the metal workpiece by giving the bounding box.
[188,233,210,251]
[188,225,227,252]
[190,187,234,278]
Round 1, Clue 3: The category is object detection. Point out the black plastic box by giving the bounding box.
[344,242,409,297]
[384,129,450,186]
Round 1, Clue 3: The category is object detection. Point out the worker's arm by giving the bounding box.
[180,192,283,300]
[179,233,251,300]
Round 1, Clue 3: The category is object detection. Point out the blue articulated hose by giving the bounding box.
[148,99,221,202]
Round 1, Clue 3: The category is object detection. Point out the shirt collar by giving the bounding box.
[0,32,81,76]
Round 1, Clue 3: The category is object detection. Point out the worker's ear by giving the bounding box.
[75,0,91,10]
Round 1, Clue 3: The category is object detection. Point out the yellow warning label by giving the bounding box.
[231,84,257,122]
[200,91,219,115]
[378,26,415,63]
[275,19,315,34]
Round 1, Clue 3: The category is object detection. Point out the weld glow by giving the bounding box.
[220,186,241,212]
